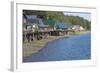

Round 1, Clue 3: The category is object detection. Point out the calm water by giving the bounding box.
[23,33,91,62]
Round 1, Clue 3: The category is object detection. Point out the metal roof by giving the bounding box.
[57,22,68,29]
[25,15,49,28]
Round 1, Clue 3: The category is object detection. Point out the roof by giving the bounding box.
[26,15,37,19]
[23,14,27,19]
[38,18,49,28]
[72,25,84,30]
[25,15,49,28]
[25,15,39,23]
[57,22,68,29]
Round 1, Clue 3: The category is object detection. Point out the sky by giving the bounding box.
[63,12,91,21]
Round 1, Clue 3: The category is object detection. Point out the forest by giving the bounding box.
[23,10,91,30]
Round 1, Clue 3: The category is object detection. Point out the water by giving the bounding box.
[23,33,91,62]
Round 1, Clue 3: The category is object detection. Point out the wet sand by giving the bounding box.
[23,35,69,57]
[23,32,90,62]
[23,31,90,58]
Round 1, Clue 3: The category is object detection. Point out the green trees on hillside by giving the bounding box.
[23,10,91,30]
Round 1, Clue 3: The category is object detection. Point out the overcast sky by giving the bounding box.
[63,12,91,21]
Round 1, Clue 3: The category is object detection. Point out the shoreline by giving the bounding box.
[23,35,69,57]
[23,31,90,57]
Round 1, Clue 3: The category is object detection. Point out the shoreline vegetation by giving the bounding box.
[23,30,90,57]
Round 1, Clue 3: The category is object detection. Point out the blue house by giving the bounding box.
[57,22,68,30]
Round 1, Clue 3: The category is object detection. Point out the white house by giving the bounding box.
[72,25,84,31]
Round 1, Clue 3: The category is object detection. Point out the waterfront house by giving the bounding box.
[23,15,40,41]
[56,22,68,36]
[23,15,54,40]
[57,22,68,30]
[72,25,84,32]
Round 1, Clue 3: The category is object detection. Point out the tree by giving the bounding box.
[23,10,91,30]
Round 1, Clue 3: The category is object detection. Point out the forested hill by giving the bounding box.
[23,10,91,30]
